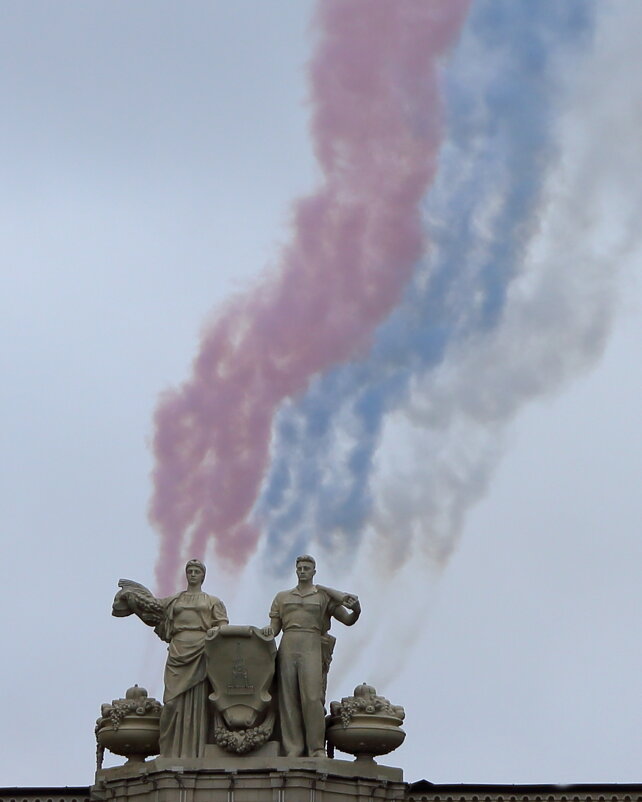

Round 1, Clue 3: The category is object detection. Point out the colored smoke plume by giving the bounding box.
[150,0,470,593]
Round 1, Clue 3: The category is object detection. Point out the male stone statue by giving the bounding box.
[265,554,361,757]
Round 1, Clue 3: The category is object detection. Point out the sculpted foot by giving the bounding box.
[311,749,326,758]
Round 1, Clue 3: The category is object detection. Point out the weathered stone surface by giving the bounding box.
[111,560,229,759]
[266,555,362,758]
[206,625,277,753]
[13,781,642,802]
[107,556,389,766]
[95,686,162,769]
[327,684,405,761]
[93,760,405,802]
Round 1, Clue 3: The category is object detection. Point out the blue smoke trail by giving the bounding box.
[255,0,595,575]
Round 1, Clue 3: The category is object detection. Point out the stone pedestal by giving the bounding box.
[92,754,404,802]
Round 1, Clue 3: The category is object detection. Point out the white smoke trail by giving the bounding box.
[326,552,442,697]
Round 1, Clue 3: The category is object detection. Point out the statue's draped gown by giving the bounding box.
[155,591,228,757]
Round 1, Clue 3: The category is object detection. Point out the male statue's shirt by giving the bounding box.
[269,585,339,634]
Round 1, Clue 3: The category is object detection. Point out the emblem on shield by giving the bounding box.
[205,625,276,752]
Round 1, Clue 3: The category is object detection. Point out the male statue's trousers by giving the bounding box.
[277,630,325,756]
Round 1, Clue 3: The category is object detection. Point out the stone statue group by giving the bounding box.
[112,555,361,760]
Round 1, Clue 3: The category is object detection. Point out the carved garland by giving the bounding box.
[213,710,276,754]
[332,694,405,728]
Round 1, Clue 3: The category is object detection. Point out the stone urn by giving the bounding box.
[326,683,405,763]
[95,685,162,768]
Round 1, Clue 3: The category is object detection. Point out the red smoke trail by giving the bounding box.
[151,0,470,594]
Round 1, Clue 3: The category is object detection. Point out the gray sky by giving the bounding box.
[1,1,640,788]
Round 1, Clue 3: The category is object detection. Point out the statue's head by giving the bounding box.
[295,554,316,581]
[185,559,206,586]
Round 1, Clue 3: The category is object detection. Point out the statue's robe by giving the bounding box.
[156,592,228,758]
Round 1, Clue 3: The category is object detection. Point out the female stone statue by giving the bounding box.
[112,560,228,758]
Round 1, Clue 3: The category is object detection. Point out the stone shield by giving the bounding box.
[205,625,276,731]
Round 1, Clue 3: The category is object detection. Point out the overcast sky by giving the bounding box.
[1,1,640,788]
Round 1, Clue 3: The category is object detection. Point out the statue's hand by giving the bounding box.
[112,579,162,623]
[111,588,137,618]
[342,594,360,612]
[206,626,220,640]
[261,626,274,638]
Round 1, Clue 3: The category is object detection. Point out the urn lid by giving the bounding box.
[125,684,148,701]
